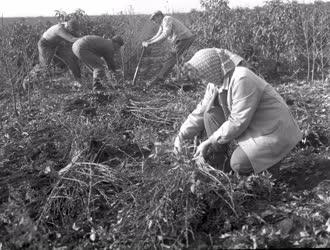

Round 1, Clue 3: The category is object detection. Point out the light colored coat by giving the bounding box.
[155,16,193,44]
[179,66,302,173]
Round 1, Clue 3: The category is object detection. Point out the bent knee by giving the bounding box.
[230,160,253,176]
[72,42,79,54]
[230,147,253,176]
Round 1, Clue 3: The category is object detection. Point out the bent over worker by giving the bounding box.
[174,48,302,176]
[38,19,81,85]
[23,19,82,90]
[72,35,124,91]
[142,11,195,86]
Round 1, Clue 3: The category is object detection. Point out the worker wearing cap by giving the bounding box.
[142,11,195,86]
[72,35,124,91]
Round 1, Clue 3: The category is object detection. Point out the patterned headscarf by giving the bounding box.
[184,48,244,86]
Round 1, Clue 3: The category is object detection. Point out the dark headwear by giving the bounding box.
[112,35,124,47]
[150,10,164,21]
[66,19,80,32]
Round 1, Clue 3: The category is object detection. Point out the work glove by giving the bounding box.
[173,134,183,155]
[142,41,149,48]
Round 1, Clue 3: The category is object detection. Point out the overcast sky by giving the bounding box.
[2,0,316,17]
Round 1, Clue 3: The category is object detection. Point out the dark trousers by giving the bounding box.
[203,90,254,174]
[156,36,195,80]
[72,47,107,86]
[204,105,230,171]
[204,91,281,176]
[38,38,81,80]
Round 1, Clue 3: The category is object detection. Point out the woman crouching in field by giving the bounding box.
[174,48,302,176]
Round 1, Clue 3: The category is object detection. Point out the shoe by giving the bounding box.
[93,82,106,92]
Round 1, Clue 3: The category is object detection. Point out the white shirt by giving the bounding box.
[155,16,193,43]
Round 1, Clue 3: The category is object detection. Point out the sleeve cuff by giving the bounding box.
[208,133,219,144]
[177,131,185,140]
[208,126,228,144]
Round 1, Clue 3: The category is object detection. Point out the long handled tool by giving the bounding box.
[132,46,146,85]
[120,47,125,82]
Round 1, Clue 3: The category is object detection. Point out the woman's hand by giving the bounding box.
[173,134,183,155]
[193,139,212,165]
[142,41,149,48]
[193,139,212,159]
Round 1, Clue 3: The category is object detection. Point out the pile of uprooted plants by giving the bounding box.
[0,77,329,249]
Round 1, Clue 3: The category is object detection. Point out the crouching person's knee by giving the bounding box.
[230,146,253,176]
[230,161,253,176]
